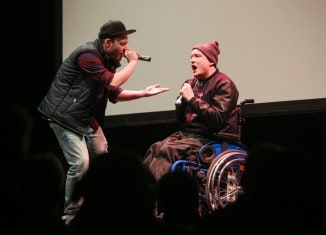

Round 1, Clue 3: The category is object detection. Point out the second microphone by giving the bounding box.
[138,54,151,62]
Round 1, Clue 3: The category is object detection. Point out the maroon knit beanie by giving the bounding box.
[193,41,220,65]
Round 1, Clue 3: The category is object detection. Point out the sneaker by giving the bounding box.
[156,212,165,220]
[61,214,75,226]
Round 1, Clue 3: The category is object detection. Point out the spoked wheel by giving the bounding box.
[205,150,247,212]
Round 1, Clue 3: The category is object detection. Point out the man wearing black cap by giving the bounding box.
[143,41,239,182]
[38,20,169,225]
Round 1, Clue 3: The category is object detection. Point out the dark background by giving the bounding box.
[5,1,62,158]
[7,1,326,182]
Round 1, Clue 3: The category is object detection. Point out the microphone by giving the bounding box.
[175,95,183,105]
[138,54,151,62]
[123,51,151,62]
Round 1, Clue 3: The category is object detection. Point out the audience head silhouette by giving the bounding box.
[69,150,158,234]
[158,171,200,224]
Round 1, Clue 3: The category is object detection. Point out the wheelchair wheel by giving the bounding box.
[205,150,247,212]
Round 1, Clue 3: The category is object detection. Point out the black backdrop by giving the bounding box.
[5,0,62,159]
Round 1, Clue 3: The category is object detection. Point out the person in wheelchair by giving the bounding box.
[143,40,239,182]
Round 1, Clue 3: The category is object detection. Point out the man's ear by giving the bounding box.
[104,38,114,50]
[104,38,111,44]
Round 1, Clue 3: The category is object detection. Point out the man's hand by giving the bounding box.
[144,84,170,97]
[179,83,195,102]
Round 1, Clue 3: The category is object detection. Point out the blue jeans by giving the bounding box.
[49,122,108,215]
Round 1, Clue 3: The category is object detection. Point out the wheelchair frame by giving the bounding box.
[170,99,254,215]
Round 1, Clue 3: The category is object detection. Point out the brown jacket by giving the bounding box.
[176,70,239,141]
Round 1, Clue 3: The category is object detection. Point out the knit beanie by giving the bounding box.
[193,41,220,65]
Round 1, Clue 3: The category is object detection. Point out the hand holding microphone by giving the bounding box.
[175,82,193,104]
[124,49,151,62]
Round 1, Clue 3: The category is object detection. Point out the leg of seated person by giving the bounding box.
[143,131,209,181]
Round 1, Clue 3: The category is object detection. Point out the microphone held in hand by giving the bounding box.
[175,95,182,105]
[138,54,151,62]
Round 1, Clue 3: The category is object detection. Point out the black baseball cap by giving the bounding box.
[98,20,136,39]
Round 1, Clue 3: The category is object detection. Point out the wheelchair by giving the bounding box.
[170,99,254,215]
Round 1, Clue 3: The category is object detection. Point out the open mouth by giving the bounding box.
[192,64,197,72]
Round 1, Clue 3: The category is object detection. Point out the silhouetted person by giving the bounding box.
[17,151,68,234]
[155,171,201,235]
[3,103,34,232]
[68,150,159,234]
